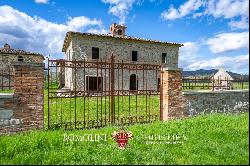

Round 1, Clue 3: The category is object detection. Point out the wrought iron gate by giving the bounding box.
[46,55,163,130]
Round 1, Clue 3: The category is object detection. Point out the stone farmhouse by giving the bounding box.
[60,23,183,92]
[0,43,44,89]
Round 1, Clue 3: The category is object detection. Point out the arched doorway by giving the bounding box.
[130,74,137,91]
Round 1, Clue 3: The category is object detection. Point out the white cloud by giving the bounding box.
[179,41,249,74]
[205,0,249,19]
[66,16,103,30]
[206,31,249,53]
[102,0,137,24]
[0,5,107,58]
[35,0,49,4]
[161,0,204,20]
[180,42,199,53]
[179,42,201,69]
[228,17,249,30]
[161,0,249,30]
[187,54,249,73]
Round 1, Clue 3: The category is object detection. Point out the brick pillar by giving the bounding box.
[162,68,187,120]
[13,62,44,130]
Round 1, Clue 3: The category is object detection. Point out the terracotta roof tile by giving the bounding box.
[62,31,183,52]
[0,45,44,59]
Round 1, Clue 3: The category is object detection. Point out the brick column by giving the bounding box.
[162,68,187,120]
[13,62,44,130]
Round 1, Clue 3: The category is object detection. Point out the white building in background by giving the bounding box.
[212,68,234,90]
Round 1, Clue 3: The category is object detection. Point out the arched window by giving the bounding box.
[130,74,137,91]
[18,56,24,62]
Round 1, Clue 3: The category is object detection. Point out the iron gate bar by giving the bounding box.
[135,61,138,123]
[47,58,162,130]
[74,60,77,129]
[128,61,131,119]
[110,53,115,125]
[104,59,107,126]
[100,59,103,127]
[117,59,120,125]
[83,59,86,128]
[96,59,99,126]
[108,59,111,124]
[145,68,148,122]
[121,60,124,125]
[47,58,50,128]
[87,75,90,127]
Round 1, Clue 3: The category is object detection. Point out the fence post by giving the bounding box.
[13,62,44,131]
[161,68,187,120]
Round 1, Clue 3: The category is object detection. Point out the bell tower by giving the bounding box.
[110,23,127,37]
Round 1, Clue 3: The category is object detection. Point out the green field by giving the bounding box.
[0,113,248,165]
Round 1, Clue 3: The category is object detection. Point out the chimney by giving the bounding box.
[4,43,10,50]
[110,23,127,37]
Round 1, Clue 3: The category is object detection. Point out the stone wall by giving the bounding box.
[0,62,44,134]
[0,93,18,127]
[70,35,179,66]
[183,90,249,116]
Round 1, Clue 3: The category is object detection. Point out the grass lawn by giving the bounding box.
[0,113,249,165]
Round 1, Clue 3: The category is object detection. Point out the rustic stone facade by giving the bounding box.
[162,69,187,120]
[0,44,44,71]
[183,90,249,116]
[0,62,44,134]
[0,44,44,90]
[62,30,182,91]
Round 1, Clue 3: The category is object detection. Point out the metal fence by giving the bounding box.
[182,77,249,90]
[46,55,163,130]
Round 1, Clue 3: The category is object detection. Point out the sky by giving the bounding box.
[0,0,249,74]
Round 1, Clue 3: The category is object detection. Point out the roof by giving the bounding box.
[212,68,234,80]
[0,44,44,59]
[62,31,184,52]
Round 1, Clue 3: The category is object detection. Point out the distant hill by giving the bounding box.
[182,69,249,81]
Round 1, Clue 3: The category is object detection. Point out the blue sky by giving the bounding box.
[0,0,249,74]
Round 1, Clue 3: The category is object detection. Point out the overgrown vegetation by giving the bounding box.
[0,113,248,165]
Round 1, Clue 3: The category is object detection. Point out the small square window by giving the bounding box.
[18,56,24,62]
[132,51,137,61]
[162,53,167,63]
[92,47,99,59]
